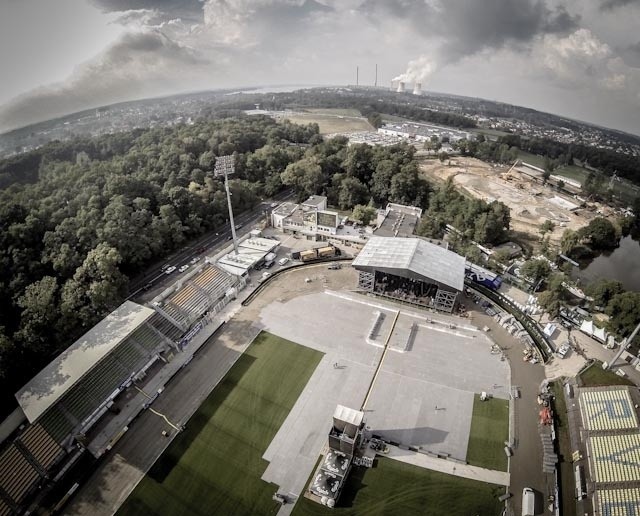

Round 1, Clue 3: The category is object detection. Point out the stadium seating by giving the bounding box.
[17,423,64,471]
[40,321,171,444]
[160,265,237,328]
[0,444,40,507]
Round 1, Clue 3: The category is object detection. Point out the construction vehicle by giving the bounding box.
[292,245,341,262]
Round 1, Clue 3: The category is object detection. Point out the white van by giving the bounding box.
[522,487,535,516]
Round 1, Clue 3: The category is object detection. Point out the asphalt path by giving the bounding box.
[126,189,293,299]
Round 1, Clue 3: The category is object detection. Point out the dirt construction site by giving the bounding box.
[420,156,609,244]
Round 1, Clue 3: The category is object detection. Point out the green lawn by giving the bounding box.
[466,395,509,472]
[118,332,323,516]
[517,151,589,185]
[579,360,634,387]
[292,456,503,516]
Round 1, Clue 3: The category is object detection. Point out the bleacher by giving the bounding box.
[148,312,183,342]
[160,265,237,329]
[17,423,64,471]
[0,444,40,513]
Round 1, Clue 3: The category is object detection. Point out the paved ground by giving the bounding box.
[383,444,510,486]
[67,265,523,516]
[258,289,510,503]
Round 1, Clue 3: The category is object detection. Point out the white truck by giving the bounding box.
[522,487,535,516]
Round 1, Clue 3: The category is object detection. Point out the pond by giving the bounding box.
[572,235,640,292]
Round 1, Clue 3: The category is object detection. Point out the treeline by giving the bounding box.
[415,178,511,247]
[281,140,430,209]
[0,114,510,417]
[498,134,640,185]
[0,115,317,416]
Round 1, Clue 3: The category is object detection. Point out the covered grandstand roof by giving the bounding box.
[352,236,466,291]
[16,301,154,423]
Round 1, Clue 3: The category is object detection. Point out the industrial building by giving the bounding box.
[352,236,466,312]
[271,196,427,249]
[576,386,640,515]
[378,122,472,143]
[271,195,370,248]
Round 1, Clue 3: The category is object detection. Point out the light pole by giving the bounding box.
[214,155,238,255]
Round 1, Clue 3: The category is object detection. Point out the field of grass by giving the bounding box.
[291,456,504,516]
[551,381,576,516]
[304,108,362,117]
[284,113,374,135]
[117,332,323,516]
[466,395,509,472]
[579,360,634,387]
[517,151,588,185]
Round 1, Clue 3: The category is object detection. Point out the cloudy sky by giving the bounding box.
[1,0,640,134]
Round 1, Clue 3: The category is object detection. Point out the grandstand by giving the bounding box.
[1,301,183,515]
[352,236,466,313]
[153,264,241,331]
[576,386,640,515]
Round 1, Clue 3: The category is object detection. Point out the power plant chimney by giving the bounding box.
[396,81,406,93]
[412,82,422,95]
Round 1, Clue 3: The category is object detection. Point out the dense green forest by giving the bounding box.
[0,115,511,417]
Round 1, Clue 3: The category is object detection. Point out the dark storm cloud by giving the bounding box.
[600,0,640,10]
[622,41,640,67]
[91,0,204,20]
[0,31,207,132]
[361,0,579,60]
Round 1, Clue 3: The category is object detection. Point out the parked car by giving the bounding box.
[278,257,289,266]
[328,263,342,270]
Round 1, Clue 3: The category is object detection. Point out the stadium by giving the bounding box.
[0,263,242,515]
[1,235,513,515]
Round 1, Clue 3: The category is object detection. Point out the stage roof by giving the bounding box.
[16,301,154,422]
[333,405,364,427]
[352,236,465,291]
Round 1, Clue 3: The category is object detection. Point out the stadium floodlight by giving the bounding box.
[214,155,239,255]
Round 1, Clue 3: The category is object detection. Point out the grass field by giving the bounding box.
[284,113,374,134]
[518,150,588,185]
[117,332,323,516]
[292,456,504,516]
[304,108,362,117]
[579,360,634,387]
[466,395,509,472]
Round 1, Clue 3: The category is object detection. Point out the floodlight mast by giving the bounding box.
[606,320,640,370]
[214,155,239,255]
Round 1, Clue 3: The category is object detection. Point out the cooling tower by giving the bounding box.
[396,81,406,93]
[413,82,422,95]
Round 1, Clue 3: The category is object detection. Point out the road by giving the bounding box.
[464,298,548,516]
[126,189,293,299]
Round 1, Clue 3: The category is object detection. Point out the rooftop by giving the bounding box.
[302,195,327,208]
[16,301,154,423]
[352,236,466,291]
